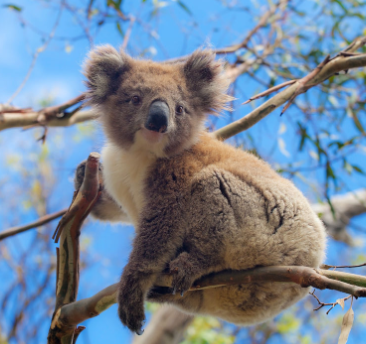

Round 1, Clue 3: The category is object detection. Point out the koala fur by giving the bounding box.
[80,45,327,334]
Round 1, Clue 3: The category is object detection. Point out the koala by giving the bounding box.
[78,45,327,335]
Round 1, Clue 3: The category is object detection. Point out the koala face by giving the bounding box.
[83,46,232,156]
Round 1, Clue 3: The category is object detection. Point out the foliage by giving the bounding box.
[1,0,366,343]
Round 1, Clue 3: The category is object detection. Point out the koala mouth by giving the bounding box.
[140,127,166,144]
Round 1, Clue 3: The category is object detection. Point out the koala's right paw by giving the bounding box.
[170,252,197,297]
[74,160,103,190]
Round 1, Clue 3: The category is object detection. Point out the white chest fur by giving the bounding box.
[101,132,164,226]
[101,145,155,226]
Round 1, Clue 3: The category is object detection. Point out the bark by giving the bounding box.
[312,189,366,245]
[47,153,101,344]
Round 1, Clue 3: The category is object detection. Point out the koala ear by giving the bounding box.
[182,49,233,114]
[83,45,131,105]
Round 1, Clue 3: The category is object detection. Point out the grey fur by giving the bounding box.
[79,45,327,334]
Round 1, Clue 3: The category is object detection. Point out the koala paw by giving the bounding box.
[118,275,146,335]
[170,253,197,297]
[74,160,103,190]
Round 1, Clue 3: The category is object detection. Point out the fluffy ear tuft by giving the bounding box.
[182,49,233,114]
[83,45,131,105]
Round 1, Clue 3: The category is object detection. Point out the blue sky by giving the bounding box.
[1,1,366,343]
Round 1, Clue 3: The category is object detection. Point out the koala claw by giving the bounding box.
[118,301,145,334]
[181,291,184,297]
[136,328,144,336]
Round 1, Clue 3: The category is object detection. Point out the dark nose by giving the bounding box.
[145,101,169,133]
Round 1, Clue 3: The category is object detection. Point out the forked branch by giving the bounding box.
[47,153,101,344]
[213,36,366,140]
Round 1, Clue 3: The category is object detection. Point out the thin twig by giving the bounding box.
[213,36,366,140]
[6,1,64,104]
[0,209,67,241]
[280,55,331,116]
[215,0,285,54]
[166,0,289,63]
[310,290,352,314]
[322,263,366,269]
[242,80,296,105]
[86,0,95,19]
[121,16,136,50]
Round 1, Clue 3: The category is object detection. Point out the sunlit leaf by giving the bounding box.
[278,123,287,135]
[65,44,73,53]
[278,137,290,157]
[343,160,353,175]
[338,302,354,344]
[309,150,319,161]
[337,298,345,310]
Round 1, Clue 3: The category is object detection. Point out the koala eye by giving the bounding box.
[131,95,141,105]
[176,105,184,115]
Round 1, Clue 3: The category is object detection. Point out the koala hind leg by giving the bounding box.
[74,160,130,223]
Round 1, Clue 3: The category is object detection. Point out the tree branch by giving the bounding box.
[0,209,67,241]
[213,36,366,140]
[53,266,366,334]
[312,189,366,245]
[6,2,64,105]
[47,153,101,344]
[215,0,287,54]
[0,109,97,131]
[132,306,193,344]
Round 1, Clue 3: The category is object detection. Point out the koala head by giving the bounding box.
[83,45,232,157]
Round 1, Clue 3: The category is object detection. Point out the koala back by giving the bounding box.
[144,133,326,324]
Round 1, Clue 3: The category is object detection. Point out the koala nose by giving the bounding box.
[145,101,169,133]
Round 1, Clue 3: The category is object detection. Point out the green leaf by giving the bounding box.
[326,195,336,219]
[3,4,22,11]
[297,122,308,151]
[333,0,348,13]
[177,1,192,15]
[116,22,124,37]
[107,0,122,9]
[351,165,365,175]
[351,111,365,134]
[326,161,336,182]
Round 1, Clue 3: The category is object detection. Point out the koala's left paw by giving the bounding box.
[170,253,197,297]
[74,160,103,190]
[118,276,145,335]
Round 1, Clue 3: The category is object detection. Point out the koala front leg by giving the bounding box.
[118,199,185,334]
[74,160,130,223]
[169,251,209,296]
